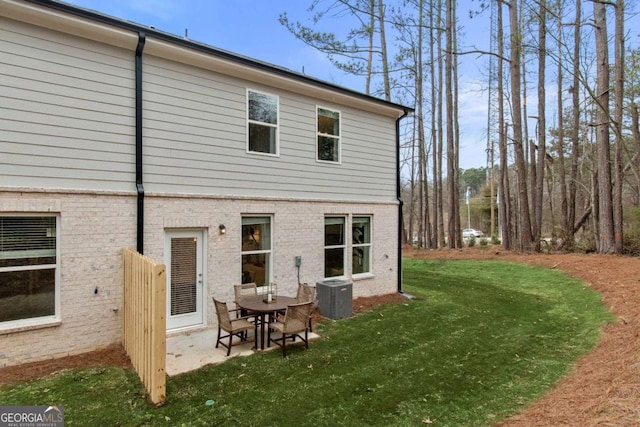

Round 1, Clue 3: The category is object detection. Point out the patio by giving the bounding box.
[166,327,321,376]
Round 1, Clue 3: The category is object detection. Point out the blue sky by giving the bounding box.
[59,0,509,170]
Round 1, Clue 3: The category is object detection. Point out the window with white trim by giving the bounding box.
[241,216,272,286]
[324,217,346,278]
[317,107,341,163]
[247,90,278,155]
[0,216,58,324]
[352,216,372,275]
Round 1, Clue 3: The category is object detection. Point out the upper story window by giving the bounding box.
[0,215,58,326]
[317,107,341,163]
[247,90,279,155]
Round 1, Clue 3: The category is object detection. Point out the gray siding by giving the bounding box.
[1,17,398,202]
[143,56,398,201]
[0,17,135,192]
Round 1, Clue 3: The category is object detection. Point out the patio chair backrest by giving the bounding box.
[234,282,257,302]
[296,283,316,304]
[213,298,232,331]
[282,301,313,334]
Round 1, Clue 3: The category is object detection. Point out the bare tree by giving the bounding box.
[279,0,385,97]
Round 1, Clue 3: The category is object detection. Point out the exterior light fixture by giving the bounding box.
[219,224,226,235]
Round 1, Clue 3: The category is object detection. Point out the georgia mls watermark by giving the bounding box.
[0,406,64,427]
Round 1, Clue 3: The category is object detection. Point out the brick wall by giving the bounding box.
[0,190,399,367]
[0,191,136,367]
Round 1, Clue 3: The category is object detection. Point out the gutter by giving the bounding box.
[396,108,411,293]
[135,32,145,254]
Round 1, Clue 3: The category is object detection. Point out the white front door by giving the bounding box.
[165,229,205,330]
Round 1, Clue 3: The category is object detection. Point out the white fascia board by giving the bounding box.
[1,0,138,50]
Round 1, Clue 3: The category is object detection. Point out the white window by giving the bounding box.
[247,90,278,155]
[352,216,372,275]
[324,217,346,278]
[241,216,272,286]
[0,215,59,326]
[317,107,341,163]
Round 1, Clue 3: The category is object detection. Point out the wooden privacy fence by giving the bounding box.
[122,248,166,405]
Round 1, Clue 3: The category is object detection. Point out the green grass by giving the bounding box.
[0,259,613,426]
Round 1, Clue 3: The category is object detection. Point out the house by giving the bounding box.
[0,0,412,368]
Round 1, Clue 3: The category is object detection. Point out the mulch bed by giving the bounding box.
[0,345,131,385]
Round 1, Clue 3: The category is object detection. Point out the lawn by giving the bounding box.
[0,259,613,426]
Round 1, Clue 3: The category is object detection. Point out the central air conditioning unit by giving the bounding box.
[316,279,352,320]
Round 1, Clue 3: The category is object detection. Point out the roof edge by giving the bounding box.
[16,0,414,116]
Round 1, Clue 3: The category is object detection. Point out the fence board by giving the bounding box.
[122,248,166,405]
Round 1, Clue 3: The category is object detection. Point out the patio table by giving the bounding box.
[237,295,297,350]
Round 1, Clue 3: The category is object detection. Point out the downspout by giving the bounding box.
[135,32,146,254]
[396,108,410,293]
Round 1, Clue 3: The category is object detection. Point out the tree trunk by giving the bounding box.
[429,0,441,247]
[436,0,445,247]
[509,0,533,251]
[445,0,457,248]
[416,0,432,249]
[568,0,581,250]
[365,0,375,95]
[452,0,461,248]
[613,0,624,253]
[497,0,510,250]
[556,0,569,247]
[534,0,547,251]
[594,0,615,254]
[378,0,391,101]
[409,118,416,247]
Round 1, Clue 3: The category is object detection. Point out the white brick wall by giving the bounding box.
[0,190,398,367]
[0,190,136,367]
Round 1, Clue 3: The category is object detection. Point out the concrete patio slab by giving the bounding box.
[166,327,319,376]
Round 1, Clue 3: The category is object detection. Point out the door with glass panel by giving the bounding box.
[165,229,204,330]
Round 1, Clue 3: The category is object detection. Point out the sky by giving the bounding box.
[58,0,518,170]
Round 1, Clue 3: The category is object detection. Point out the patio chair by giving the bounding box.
[234,282,257,317]
[213,297,254,356]
[267,301,314,357]
[296,283,318,332]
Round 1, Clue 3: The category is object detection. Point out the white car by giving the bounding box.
[462,228,483,238]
